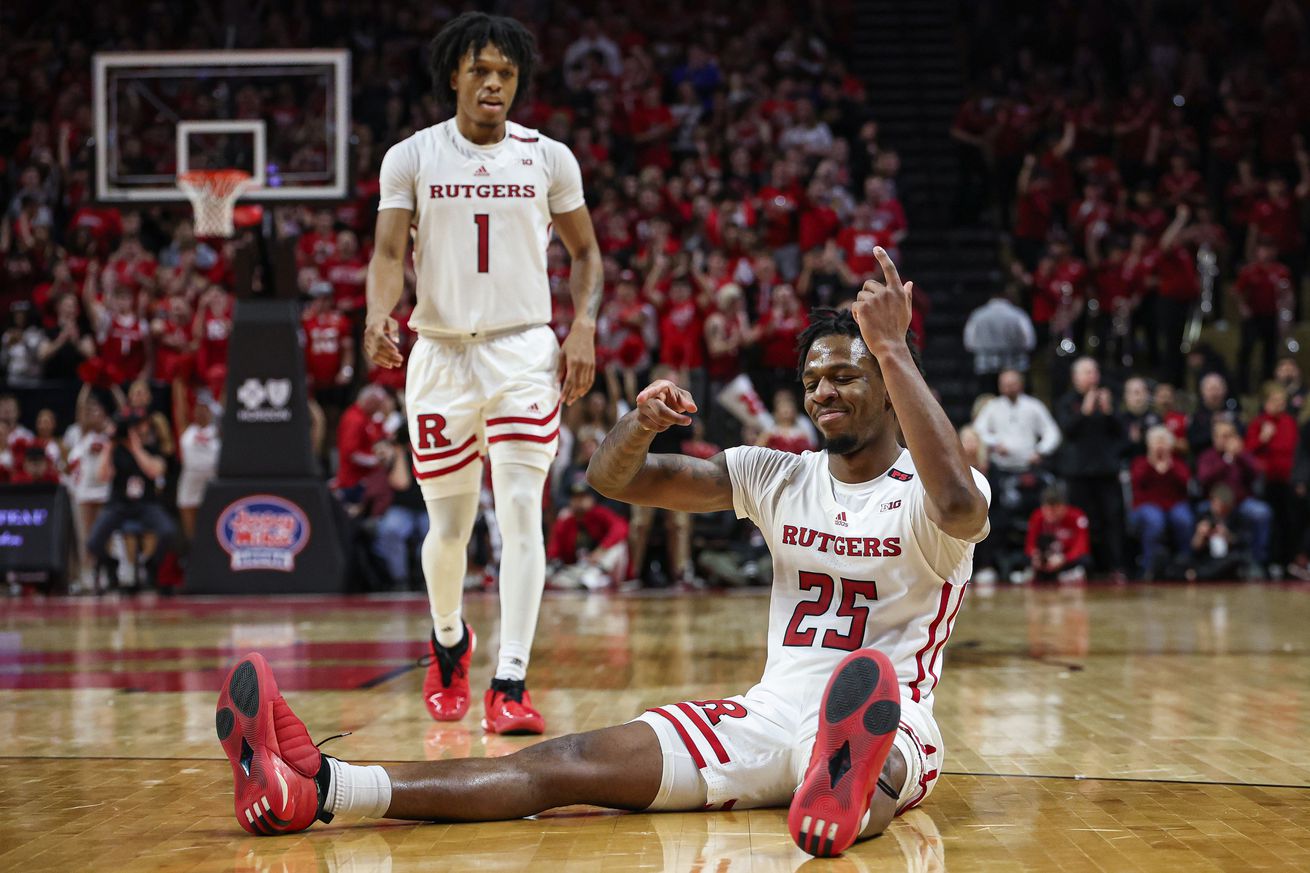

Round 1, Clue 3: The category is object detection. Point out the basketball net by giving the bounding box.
[178,169,255,238]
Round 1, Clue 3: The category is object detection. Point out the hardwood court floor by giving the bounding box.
[1,582,1308,872]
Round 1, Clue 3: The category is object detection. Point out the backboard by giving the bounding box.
[93,50,350,204]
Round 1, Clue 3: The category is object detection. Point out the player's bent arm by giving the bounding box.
[586,414,734,513]
[365,208,413,324]
[877,343,990,540]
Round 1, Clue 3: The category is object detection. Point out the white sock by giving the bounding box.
[434,610,464,648]
[490,462,547,683]
[421,493,479,646]
[497,641,530,682]
[325,758,393,819]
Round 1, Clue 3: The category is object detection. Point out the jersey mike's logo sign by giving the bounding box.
[217,495,310,572]
[235,377,292,423]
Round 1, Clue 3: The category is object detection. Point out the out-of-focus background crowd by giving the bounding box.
[5,0,1310,594]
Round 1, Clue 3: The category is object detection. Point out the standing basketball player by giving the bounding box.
[216,248,992,857]
[362,13,602,734]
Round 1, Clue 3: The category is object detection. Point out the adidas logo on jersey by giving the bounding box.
[834,511,848,527]
[529,402,541,413]
[474,165,490,176]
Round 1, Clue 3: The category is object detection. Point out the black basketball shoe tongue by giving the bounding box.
[422,625,470,686]
[489,677,526,703]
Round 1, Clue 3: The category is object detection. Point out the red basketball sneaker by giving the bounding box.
[482,678,545,735]
[788,649,902,857]
[216,653,329,835]
[422,624,475,722]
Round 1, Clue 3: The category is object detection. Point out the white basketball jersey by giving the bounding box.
[725,446,990,715]
[378,119,585,337]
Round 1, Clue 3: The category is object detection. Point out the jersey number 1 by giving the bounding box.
[475,214,490,273]
[783,572,879,651]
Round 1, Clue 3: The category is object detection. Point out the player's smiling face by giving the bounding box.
[451,44,518,129]
[800,333,890,456]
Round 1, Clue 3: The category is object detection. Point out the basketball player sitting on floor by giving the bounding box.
[214,248,990,858]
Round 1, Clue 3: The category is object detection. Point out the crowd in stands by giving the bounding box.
[955,0,1310,582]
[2,1,895,593]
[6,0,1310,593]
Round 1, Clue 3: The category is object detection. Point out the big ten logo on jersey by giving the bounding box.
[415,414,451,450]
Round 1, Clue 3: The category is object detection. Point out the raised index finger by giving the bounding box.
[872,247,902,291]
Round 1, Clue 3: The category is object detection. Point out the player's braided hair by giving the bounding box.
[429,12,537,106]
[795,308,924,382]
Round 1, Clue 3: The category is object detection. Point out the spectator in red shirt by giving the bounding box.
[1247,176,1300,264]
[1129,426,1194,579]
[9,445,60,484]
[323,231,368,316]
[150,295,195,386]
[1157,154,1203,207]
[656,277,704,385]
[752,284,808,396]
[950,90,992,223]
[835,204,882,278]
[335,385,387,501]
[1013,154,1056,269]
[1233,238,1293,393]
[1245,384,1299,568]
[296,209,337,269]
[1195,418,1272,572]
[83,268,148,387]
[863,177,907,262]
[757,390,817,455]
[1025,481,1091,583]
[302,281,355,404]
[192,285,233,399]
[703,283,751,392]
[1150,382,1190,454]
[1029,235,1087,355]
[629,85,675,171]
[1151,205,1199,386]
[546,481,630,590]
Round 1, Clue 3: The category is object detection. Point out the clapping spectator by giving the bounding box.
[1129,427,1194,579]
[38,292,95,381]
[1056,358,1126,578]
[1195,418,1272,575]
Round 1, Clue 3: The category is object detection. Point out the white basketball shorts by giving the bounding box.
[406,325,561,498]
[633,681,944,814]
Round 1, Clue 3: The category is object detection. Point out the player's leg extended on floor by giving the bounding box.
[366,722,664,821]
[489,461,549,682]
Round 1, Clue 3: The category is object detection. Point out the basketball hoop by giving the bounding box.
[178,169,255,238]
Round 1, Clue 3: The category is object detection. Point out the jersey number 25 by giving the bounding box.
[783,571,879,651]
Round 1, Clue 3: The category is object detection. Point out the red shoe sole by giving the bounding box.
[788,650,901,857]
[215,653,316,835]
